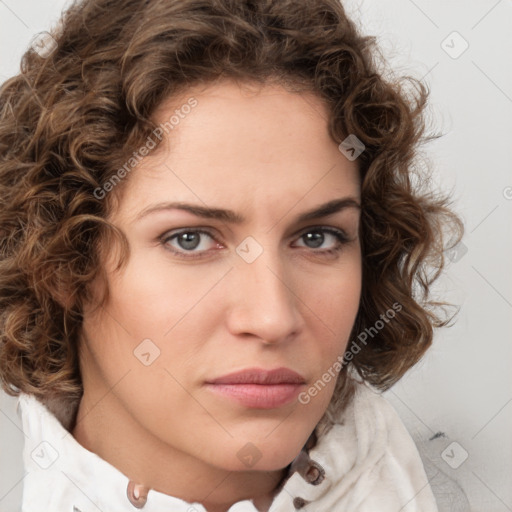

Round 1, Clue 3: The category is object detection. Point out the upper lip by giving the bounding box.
[206,367,306,385]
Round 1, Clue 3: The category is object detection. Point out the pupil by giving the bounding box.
[179,232,200,250]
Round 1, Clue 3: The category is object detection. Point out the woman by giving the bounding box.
[0,0,463,510]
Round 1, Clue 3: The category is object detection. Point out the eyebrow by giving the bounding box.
[135,197,361,224]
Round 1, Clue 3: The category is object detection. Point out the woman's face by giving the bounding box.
[80,79,362,472]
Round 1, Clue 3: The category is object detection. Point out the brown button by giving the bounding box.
[305,466,319,482]
[293,497,308,509]
[304,461,325,485]
[126,480,149,509]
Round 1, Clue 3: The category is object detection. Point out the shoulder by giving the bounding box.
[314,380,415,462]
[306,380,439,510]
[332,380,426,464]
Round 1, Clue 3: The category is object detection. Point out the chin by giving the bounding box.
[211,436,310,472]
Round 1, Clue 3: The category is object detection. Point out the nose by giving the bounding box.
[225,249,304,345]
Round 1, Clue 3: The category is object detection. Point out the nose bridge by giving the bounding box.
[227,240,302,342]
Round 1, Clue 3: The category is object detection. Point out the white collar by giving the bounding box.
[17,381,438,512]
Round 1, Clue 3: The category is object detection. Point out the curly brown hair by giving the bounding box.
[0,0,463,428]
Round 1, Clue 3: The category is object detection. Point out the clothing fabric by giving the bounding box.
[17,381,438,512]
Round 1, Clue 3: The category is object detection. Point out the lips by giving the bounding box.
[206,367,306,385]
[204,367,306,409]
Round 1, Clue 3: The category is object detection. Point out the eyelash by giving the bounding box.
[159,226,350,260]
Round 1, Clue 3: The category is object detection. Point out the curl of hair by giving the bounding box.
[0,0,463,430]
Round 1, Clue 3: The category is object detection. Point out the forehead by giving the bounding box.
[116,80,360,222]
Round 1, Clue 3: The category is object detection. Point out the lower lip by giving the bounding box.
[205,383,303,409]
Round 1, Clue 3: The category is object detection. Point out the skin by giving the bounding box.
[73,79,362,512]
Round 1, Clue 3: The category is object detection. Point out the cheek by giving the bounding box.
[81,254,231,391]
[304,253,362,337]
[318,269,361,319]
[102,252,228,337]
[305,256,362,379]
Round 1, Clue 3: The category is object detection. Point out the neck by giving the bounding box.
[72,389,288,512]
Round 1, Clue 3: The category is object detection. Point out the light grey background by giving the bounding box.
[0,1,511,511]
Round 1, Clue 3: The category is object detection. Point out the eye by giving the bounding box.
[160,229,221,259]
[293,227,349,253]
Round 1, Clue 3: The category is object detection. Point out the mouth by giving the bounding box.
[204,367,306,409]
